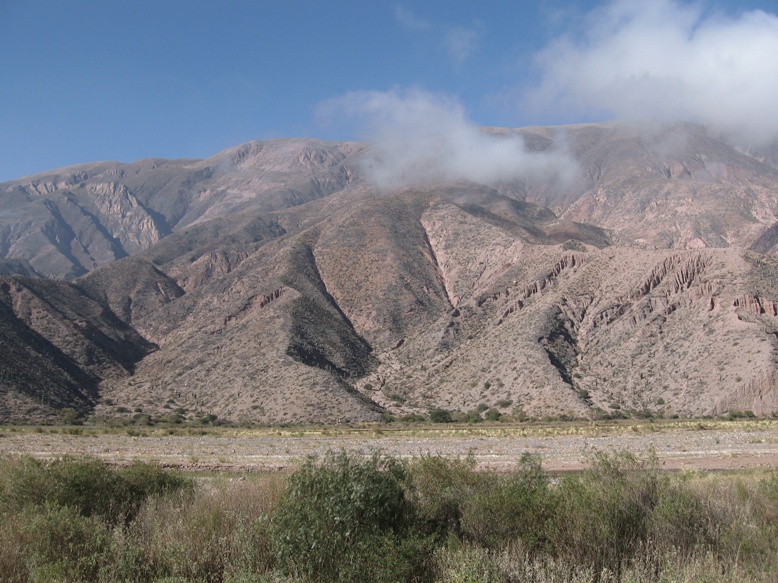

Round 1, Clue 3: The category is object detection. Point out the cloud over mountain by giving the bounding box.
[319,88,578,189]
[527,0,778,146]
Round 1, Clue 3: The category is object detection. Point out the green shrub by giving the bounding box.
[0,457,121,519]
[4,504,112,582]
[166,412,185,424]
[132,413,153,426]
[332,531,435,583]
[400,413,427,423]
[550,450,660,574]
[483,408,501,422]
[510,407,528,422]
[464,412,483,423]
[460,453,554,551]
[200,413,219,425]
[271,451,431,583]
[1,451,776,581]
[429,408,453,423]
[409,454,479,540]
[59,407,83,425]
[116,462,193,521]
[649,480,713,554]
[0,456,191,523]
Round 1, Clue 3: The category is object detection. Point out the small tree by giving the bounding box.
[429,408,453,423]
[59,408,82,425]
[484,408,502,422]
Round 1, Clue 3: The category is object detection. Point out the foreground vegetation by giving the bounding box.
[1,451,777,582]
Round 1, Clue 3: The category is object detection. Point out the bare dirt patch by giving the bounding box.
[1,419,777,474]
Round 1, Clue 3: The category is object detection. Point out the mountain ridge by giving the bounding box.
[2,122,778,423]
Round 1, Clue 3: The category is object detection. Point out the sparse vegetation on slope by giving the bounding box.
[3,124,778,424]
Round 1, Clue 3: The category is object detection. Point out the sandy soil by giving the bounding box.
[1,421,777,474]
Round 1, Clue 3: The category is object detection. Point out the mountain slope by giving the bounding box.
[0,276,155,422]
[0,140,366,278]
[1,123,778,423]
[365,245,778,419]
[521,123,778,251]
[91,185,605,423]
[5,124,778,280]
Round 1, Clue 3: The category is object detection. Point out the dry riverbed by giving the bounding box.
[1,419,777,473]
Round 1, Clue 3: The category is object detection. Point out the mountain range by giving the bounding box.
[2,122,778,423]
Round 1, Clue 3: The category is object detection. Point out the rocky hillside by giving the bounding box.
[521,123,778,252]
[0,276,155,422]
[1,123,778,423]
[0,139,366,279]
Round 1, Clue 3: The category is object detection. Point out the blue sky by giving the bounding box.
[2,0,778,182]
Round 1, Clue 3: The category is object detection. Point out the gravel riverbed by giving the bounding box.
[2,421,777,473]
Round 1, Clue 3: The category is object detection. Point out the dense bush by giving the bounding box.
[0,457,119,518]
[551,450,661,574]
[408,453,554,551]
[115,461,194,521]
[0,494,115,582]
[0,457,193,582]
[0,456,191,523]
[408,453,479,539]
[459,453,554,551]
[428,408,453,423]
[648,478,714,553]
[270,450,433,583]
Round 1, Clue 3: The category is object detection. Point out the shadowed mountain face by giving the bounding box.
[2,123,778,423]
[0,276,155,422]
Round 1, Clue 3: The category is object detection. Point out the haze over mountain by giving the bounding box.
[1,121,778,423]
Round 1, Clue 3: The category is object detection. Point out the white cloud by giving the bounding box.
[394,6,481,64]
[445,25,480,63]
[394,5,429,31]
[318,88,579,190]
[527,0,778,146]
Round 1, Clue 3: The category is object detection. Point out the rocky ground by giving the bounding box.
[1,420,776,474]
